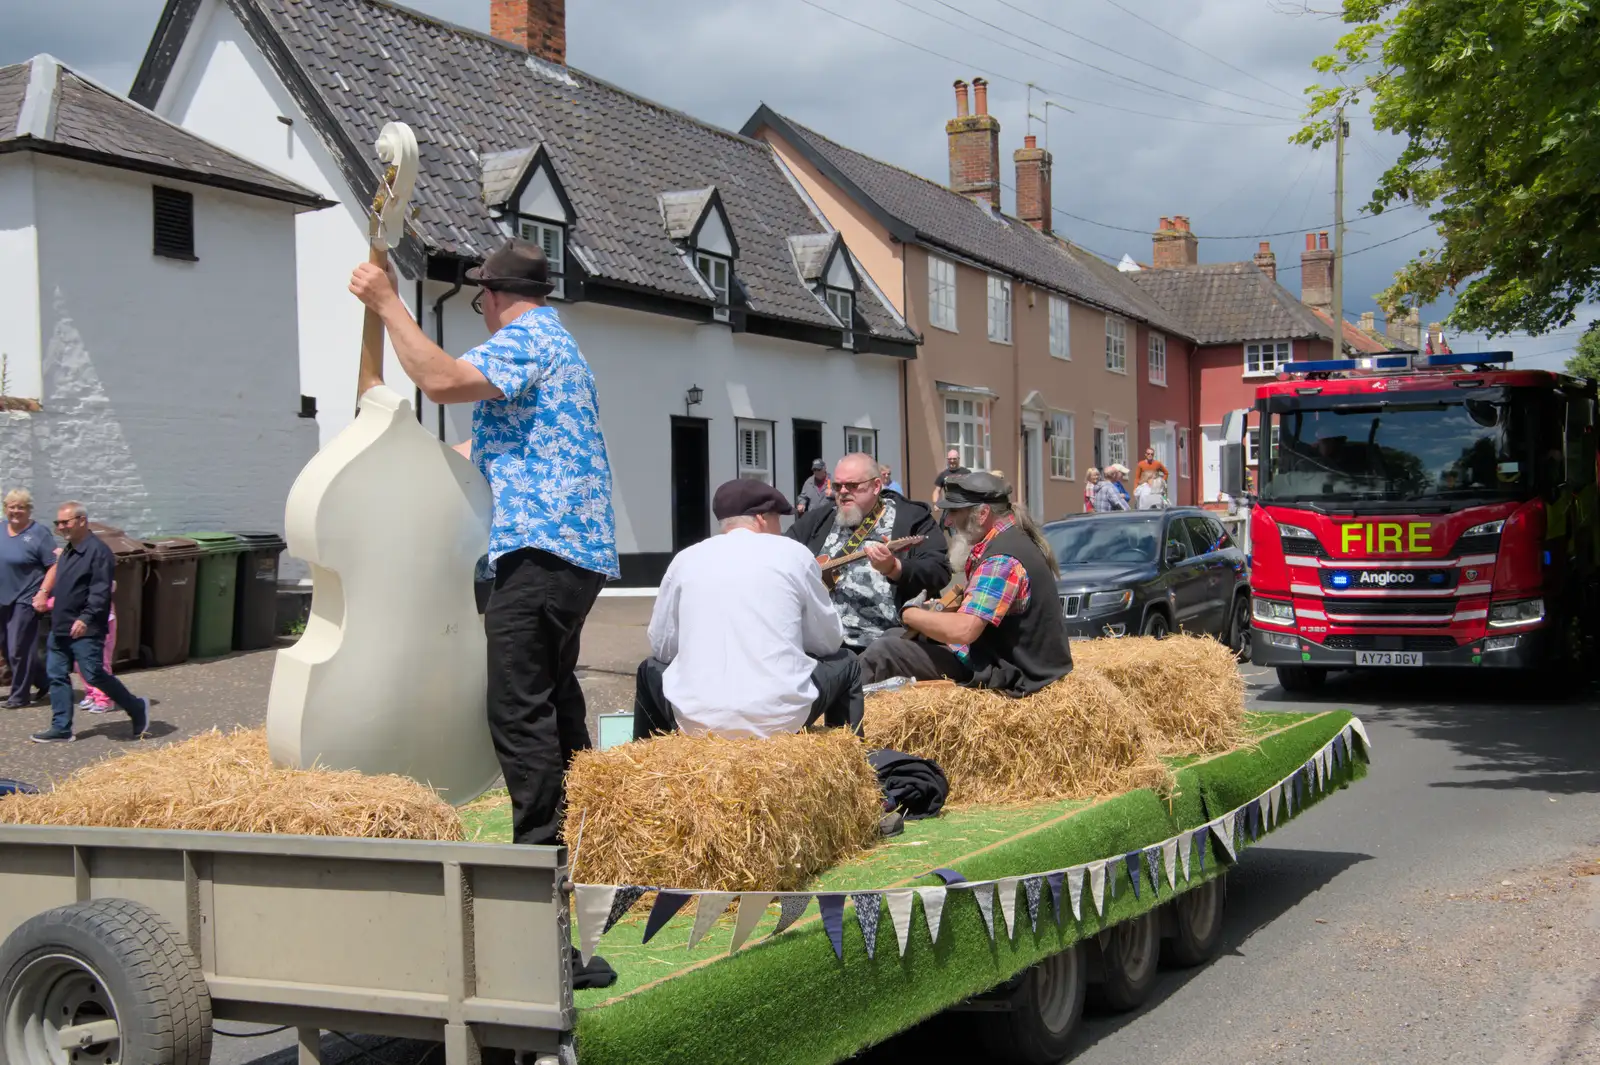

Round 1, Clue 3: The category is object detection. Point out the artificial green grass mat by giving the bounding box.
[572,709,1365,1065]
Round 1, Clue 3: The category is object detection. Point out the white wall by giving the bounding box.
[0,155,315,543]
[0,156,43,401]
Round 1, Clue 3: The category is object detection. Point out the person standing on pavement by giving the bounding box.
[348,237,618,849]
[1,489,54,708]
[1093,466,1132,512]
[796,459,831,516]
[932,449,969,511]
[1082,467,1100,513]
[1135,447,1168,484]
[29,503,148,743]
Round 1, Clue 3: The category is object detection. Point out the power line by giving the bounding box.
[1259,144,1321,231]
[789,0,1297,127]
[1094,0,1307,107]
[1272,222,1436,273]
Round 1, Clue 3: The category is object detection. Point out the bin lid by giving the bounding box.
[232,531,288,550]
[141,536,202,561]
[153,531,241,554]
[88,522,125,537]
[90,525,149,559]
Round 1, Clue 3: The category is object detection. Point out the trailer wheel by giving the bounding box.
[980,945,1086,1065]
[1275,665,1326,693]
[1088,912,1160,1013]
[1162,875,1227,968]
[1,898,212,1065]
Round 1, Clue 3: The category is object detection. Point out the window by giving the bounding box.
[736,419,771,483]
[697,253,731,322]
[987,275,1012,344]
[1245,425,1280,467]
[824,287,854,349]
[944,396,991,470]
[845,426,877,458]
[928,256,957,331]
[1178,427,1191,478]
[1245,341,1292,376]
[1148,333,1167,386]
[152,186,195,261]
[1105,316,1127,374]
[1049,296,1071,360]
[1049,411,1075,479]
[1107,422,1128,468]
[518,218,566,299]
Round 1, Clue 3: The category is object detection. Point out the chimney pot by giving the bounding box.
[1258,241,1270,254]
[953,79,969,117]
[1318,231,1330,250]
[1159,216,1172,231]
[1174,215,1189,232]
[490,0,566,64]
[1305,233,1316,251]
[972,77,989,115]
[1024,134,1036,148]
[1012,135,1052,233]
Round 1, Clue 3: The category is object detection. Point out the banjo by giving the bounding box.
[816,535,925,588]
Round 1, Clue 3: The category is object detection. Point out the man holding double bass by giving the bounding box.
[349,238,617,851]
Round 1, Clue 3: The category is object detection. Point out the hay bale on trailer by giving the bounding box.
[1072,635,1247,754]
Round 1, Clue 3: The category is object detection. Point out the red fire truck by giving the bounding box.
[1233,351,1599,691]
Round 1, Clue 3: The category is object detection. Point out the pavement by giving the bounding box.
[6,622,1600,1063]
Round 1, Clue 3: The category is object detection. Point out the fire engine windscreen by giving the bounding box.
[1259,388,1565,505]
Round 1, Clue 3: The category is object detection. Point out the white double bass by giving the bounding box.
[267,121,500,805]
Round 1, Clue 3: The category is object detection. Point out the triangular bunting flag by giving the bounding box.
[1145,848,1163,896]
[1269,783,1283,828]
[642,891,694,945]
[972,882,997,941]
[602,885,648,935]
[918,887,948,944]
[1212,817,1238,862]
[1067,866,1086,921]
[1046,871,1066,926]
[574,884,617,965]
[769,894,812,938]
[1088,861,1108,917]
[851,893,883,960]
[884,890,916,957]
[687,893,736,951]
[1023,877,1044,932]
[1321,744,1332,783]
[997,878,1020,941]
[1177,831,1194,881]
[1124,852,1143,901]
[1196,829,1208,874]
[1162,839,1179,891]
[729,893,775,953]
[1349,718,1371,758]
[1249,798,1263,840]
[1331,733,1345,770]
[817,894,847,959]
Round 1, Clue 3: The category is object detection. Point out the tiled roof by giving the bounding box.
[1127,262,1333,345]
[746,106,1193,338]
[135,0,910,342]
[1309,308,1397,355]
[0,55,327,208]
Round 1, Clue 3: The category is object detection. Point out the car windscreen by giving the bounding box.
[1045,516,1161,566]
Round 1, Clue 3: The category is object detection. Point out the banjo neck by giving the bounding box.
[818,535,925,574]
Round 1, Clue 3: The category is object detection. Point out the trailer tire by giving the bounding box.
[1087,912,1160,1013]
[1,898,212,1065]
[1162,875,1227,968]
[980,945,1086,1065]
[1275,665,1326,693]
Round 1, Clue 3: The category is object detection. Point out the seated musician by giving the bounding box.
[858,472,1072,696]
[787,452,950,653]
[633,479,863,739]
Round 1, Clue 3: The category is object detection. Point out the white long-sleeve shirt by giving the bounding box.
[648,528,845,738]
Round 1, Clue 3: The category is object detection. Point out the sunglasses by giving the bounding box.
[833,478,879,495]
[53,518,78,528]
[471,288,492,314]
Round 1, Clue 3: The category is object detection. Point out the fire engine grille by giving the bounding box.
[1280,535,1329,559]
[1322,598,1456,617]
[1322,635,1461,652]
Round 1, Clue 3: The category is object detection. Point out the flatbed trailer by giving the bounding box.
[1,709,1368,1065]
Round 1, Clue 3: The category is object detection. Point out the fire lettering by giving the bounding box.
[1337,522,1433,555]
[1340,525,1363,553]
[1408,523,1430,552]
[1377,523,1402,553]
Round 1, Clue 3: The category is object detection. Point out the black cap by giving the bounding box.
[712,479,795,520]
[465,238,555,297]
[940,471,1011,510]
[810,458,827,471]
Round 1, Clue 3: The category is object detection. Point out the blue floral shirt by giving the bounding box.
[461,306,619,580]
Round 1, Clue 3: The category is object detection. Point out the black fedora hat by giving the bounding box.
[465,238,555,297]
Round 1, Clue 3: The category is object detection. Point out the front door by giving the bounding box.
[1093,426,1105,469]
[1201,426,1223,502]
[793,419,823,498]
[671,416,710,551]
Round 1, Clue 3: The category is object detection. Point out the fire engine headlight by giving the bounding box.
[1253,598,1295,623]
[1086,590,1133,614]
[1464,519,1505,537]
[1488,598,1544,627]
[1278,523,1314,540]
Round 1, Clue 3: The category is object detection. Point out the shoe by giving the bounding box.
[129,697,149,739]
[76,697,95,710]
[86,702,113,715]
[30,729,74,743]
[2,700,25,710]
[879,811,905,837]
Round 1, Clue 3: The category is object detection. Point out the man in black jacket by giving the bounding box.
[787,452,949,653]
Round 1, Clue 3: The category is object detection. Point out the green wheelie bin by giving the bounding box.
[155,531,244,658]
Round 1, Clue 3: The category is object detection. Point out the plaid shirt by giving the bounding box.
[950,516,1031,658]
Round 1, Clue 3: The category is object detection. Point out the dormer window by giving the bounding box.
[695,252,731,322]
[480,143,576,299]
[661,187,740,325]
[519,219,565,299]
[789,231,860,350]
[824,288,854,348]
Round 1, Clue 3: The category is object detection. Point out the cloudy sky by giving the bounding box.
[4,0,1591,367]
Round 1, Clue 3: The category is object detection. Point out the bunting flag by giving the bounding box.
[687,892,736,950]
[884,890,916,957]
[1145,848,1163,896]
[1023,876,1044,932]
[1124,852,1143,901]
[575,884,618,965]
[1088,860,1108,917]
[851,892,883,960]
[1162,838,1179,891]
[1067,866,1086,921]
[1177,830,1194,881]
[1250,798,1264,839]
[642,891,694,945]
[1331,733,1345,771]
[1232,809,1247,851]
[1269,783,1283,827]
[729,893,775,953]
[1349,718,1371,758]
[603,885,648,935]
[769,893,812,939]
[919,886,948,944]
[1323,744,1334,782]
[1211,817,1238,862]
[1046,870,1067,926]
[972,882,998,941]
[818,894,847,959]
[997,878,1020,941]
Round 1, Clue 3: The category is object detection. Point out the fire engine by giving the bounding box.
[1228,351,1598,692]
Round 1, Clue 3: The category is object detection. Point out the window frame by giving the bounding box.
[823,286,855,349]
[696,251,732,323]
[517,217,567,299]
[735,418,774,484]
[1049,410,1075,480]
[844,426,877,458]
[1244,425,1281,467]
[1106,421,1128,468]
[1148,332,1167,386]
[943,393,992,470]
[986,275,1013,345]
[152,185,196,262]
[927,255,958,332]
[1048,295,1071,360]
[1244,340,1292,377]
[1105,316,1128,374]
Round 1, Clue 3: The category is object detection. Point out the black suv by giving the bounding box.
[1043,508,1251,651]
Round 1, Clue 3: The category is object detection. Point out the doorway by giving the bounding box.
[1093,425,1105,469]
[1021,413,1045,521]
[793,419,823,497]
[671,416,710,551]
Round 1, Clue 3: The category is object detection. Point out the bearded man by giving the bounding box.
[787,452,949,653]
[858,472,1072,696]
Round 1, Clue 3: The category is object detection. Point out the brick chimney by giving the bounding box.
[1384,307,1421,349]
[1358,310,1375,334]
[1300,231,1333,317]
[1253,240,1277,282]
[1151,214,1198,268]
[946,77,1000,207]
[491,0,566,64]
[1013,134,1052,233]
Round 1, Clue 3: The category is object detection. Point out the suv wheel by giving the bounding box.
[1141,612,1169,639]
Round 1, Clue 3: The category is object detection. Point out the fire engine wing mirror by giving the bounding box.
[1220,441,1245,499]
[1221,409,1248,446]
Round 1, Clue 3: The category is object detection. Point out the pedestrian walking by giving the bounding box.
[1082,467,1100,513]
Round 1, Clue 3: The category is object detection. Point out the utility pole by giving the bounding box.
[1332,105,1347,355]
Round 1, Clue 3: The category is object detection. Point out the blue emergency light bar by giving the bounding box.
[1281,350,1516,375]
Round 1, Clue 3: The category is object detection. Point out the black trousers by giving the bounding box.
[485,548,605,846]
[633,648,865,738]
[858,627,975,685]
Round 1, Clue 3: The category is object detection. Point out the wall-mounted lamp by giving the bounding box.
[685,384,703,416]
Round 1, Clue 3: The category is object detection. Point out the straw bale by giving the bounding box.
[863,671,1170,806]
[1072,635,1246,754]
[0,728,462,840]
[564,729,883,893]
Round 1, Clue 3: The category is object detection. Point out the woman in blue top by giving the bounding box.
[1,489,57,707]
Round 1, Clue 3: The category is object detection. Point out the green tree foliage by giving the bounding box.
[1297,1,1600,336]
[1564,322,1600,381]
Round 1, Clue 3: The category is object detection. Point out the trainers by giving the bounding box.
[30,728,74,743]
[76,696,95,710]
[86,702,114,715]
[129,697,149,739]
